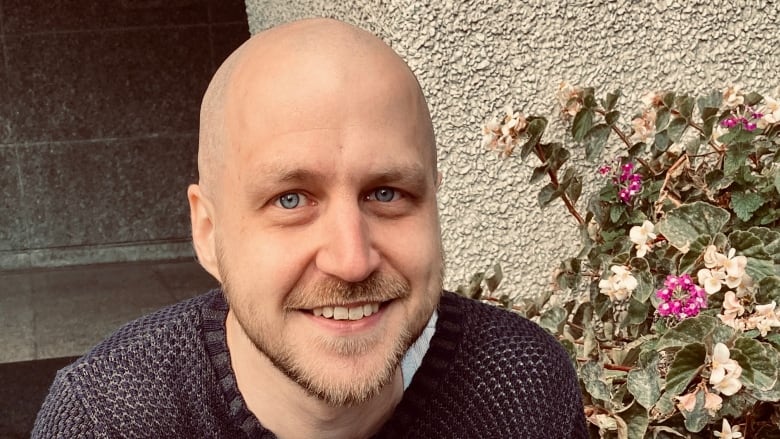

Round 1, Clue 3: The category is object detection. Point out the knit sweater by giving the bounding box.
[33,290,588,438]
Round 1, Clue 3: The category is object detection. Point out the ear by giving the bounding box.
[187,184,222,283]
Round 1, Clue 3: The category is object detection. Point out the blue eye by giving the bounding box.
[276,193,305,209]
[372,188,397,202]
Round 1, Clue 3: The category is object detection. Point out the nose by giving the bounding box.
[315,203,381,283]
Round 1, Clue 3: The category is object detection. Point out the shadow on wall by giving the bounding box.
[0,0,249,270]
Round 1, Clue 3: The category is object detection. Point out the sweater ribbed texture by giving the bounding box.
[33,290,587,438]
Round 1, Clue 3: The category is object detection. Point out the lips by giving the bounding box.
[311,303,381,321]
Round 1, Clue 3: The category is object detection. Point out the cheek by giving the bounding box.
[219,226,315,305]
[374,212,442,278]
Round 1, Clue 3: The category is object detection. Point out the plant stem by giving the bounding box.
[594,108,632,148]
[533,142,586,225]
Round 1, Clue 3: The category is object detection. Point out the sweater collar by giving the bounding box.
[202,290,464,438]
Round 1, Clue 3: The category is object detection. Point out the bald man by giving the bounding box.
[34,19,587,438]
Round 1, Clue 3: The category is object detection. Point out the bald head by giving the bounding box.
[197,18,436,197]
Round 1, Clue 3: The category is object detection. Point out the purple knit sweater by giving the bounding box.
[33,290,588,438]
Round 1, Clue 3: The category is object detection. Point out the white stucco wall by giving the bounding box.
[243,0,780,298]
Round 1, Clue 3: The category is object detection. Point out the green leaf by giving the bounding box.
[682,391,709,432]
[775,170,780,194]
[629,258,654,302]
[519,118,548,159]
[675,95,695,120]
[610,204,625,223]
[539,306,568,334]
[484,263,503,292]
[605,111,620,126]
[697,90,722,112]
[656,202,730,252]
[655,107,670,130]
[581,361,612,403]
[731,337,779,391]
[530,164,549,184]
[622,402,649,439]
[724,142,754,176]
[627,352,661,409]
[662,92,676,109]
[653,129,671,152]
[652,391,677,418]
[564,175,583,205]
[664,343,705,396]
[667,117,688,143]
[572,109,594,141]
[757,276,780,305]
[729,230,776,282]
[624,298,649,327]
[538,182,560,208]
[655,315,735,351]
[731,191,766,222]
[678,234,711,274]
[604,90,621,111]
[585,123,611,161]
[745,91,763,106]
[748,226,780,264]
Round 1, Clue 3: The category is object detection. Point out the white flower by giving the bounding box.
[713,366,743,396]
[697,268,726,295]
[674,391,697,413]
[629,220,656,257]
[718,311,744,331]
[736,274,755,297]
[710,343,743,396]
[712,123,729,144]
[703,245,720,268]
[640,91,663,107]
[714,418,742,438]
[721,291,745,317]
[598,265,638,302]
[557,82,582,117]
[630,108,656,144]
[718,248,747,286]
[704,391,723,416]
[759,96,780,125]
[749,301,780,336]
[723,84,745,109]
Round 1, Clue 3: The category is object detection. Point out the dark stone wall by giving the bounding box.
[0,0,249,269]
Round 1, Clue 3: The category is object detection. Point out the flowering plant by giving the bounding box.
[464,85,780,437]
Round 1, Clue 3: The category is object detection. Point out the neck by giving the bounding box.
[226,310,404,439]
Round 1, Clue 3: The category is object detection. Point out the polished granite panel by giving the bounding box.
[209,0,250,24]
[0,146,28,251]
[17,135,197,248]
[4,28,211,143]
[0,260,211,362]
[0,272,35,363]
[152,258,219,300]
[30,263,189,358]
[211,22,251,67]
[2,0,210,33]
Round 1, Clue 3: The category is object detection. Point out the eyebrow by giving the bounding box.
[246,162,432,196]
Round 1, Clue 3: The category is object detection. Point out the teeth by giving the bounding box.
[311,303,381,320]
[333,307,348,320]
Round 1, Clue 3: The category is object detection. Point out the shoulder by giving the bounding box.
[441,291,569,365]
[432,292,586,437]
[34,290,227,436]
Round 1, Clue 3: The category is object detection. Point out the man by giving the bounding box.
[34,18,587,438]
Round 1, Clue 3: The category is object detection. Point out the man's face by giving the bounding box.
[208,51,443,406]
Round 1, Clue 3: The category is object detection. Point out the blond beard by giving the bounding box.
[217,246,441,406]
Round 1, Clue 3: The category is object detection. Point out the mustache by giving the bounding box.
[284,272,411,310]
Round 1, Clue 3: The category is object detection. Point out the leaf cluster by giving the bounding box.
[464,87,780,437]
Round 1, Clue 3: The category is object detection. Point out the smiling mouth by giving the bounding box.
[311,303,382,321]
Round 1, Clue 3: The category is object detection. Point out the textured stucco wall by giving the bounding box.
[244,0,780,298]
